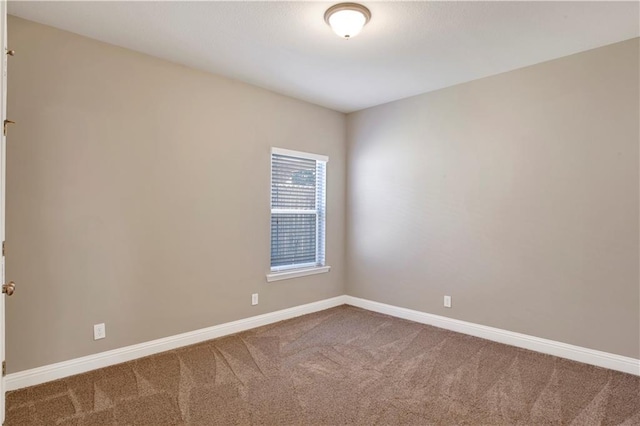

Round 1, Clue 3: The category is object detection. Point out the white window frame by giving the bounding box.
[267,147,330,282]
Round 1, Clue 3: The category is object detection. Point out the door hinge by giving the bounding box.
[2,240,5,257]
[2,361,6,377]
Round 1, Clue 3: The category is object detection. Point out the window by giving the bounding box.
[268,148,330,281]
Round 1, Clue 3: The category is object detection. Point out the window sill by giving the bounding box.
[266,266,331,282]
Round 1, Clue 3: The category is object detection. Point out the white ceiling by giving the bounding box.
[8,1,640,113]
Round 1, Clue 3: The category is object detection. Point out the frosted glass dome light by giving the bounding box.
[324,3,371,39]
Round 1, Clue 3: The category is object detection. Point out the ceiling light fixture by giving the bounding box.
[324,3,371,40]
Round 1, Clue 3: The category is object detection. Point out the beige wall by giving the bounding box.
[6,16,346,373]
[6,15,639,374]
[347,38,640,358]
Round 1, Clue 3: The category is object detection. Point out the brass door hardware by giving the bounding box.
[2,361,5,377]
[3,119,14,136]
[6,49,14,56]
[2,281,15,296]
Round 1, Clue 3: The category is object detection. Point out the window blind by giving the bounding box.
[271,150,326,271]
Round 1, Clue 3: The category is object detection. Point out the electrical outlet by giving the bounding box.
[251,293,259,306]
[444,295,452,308]
[93,323,106,340]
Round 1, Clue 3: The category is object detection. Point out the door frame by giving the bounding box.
[1,0,8,422]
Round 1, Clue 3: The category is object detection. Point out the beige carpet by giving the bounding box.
[5,305,640,425]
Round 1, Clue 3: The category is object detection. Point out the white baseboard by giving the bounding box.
[344,296,640,376]
[6,294,638,391]
[5,295,348,391]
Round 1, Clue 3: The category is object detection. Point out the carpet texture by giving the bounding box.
[5,305,640,425]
